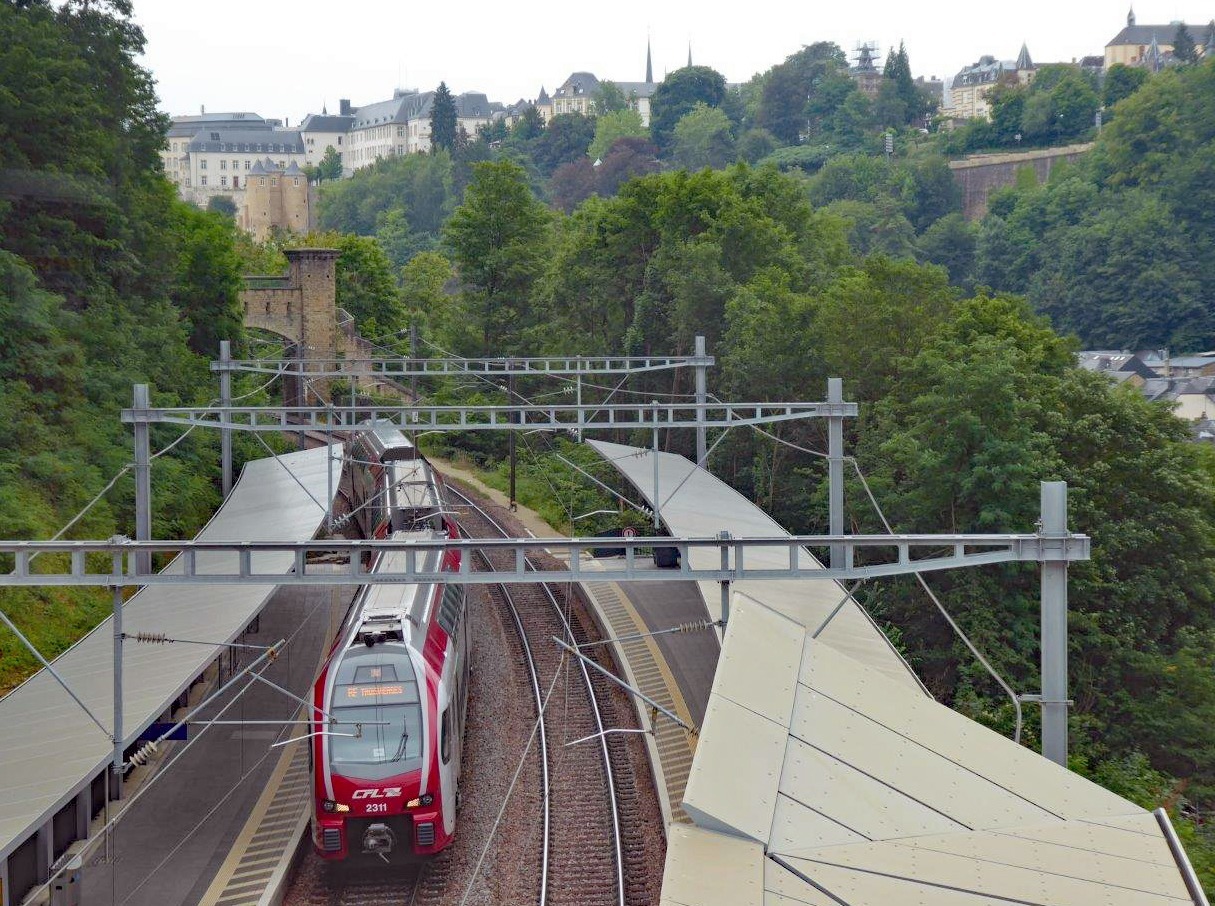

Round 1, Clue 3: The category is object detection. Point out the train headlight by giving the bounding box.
[404,794,434,808]
[321,800,350,814]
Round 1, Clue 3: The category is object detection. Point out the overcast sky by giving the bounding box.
[136,1,1213,125]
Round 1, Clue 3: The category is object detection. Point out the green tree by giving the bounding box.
[757,42,850,144]
[588,108,647,160]
[430,81,458,152]
[318,150,454,238]
[442,159,552,353]
[917,213,976,288]
[736,128,777,163]
[512,105,544,141]
[1174,23,1199,64]
[672,103,736,170]
[531,112,597,176]
[1103,63,1149,109]
[593,80,629,114]
[317,145,343,181]
[650,65,727,153]
[882,41,927,125]
[169,203,245,355]
[207,195,237,217]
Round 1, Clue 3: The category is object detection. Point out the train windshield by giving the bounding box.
[329,645,424,779]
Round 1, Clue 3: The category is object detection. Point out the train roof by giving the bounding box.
[358,420,419,461]
[347,529,446,649]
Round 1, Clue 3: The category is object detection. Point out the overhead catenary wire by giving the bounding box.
[739,416,1025,744]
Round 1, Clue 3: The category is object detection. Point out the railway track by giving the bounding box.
[449,485,651,906]
[297,860,424,906]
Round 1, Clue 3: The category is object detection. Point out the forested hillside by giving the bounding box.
[303,55,1215,876]
[0,0,250,691]
[4,0,1215,882]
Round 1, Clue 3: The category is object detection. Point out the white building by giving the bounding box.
[537,71,658,126]
[178,127,307,207]
[346,89,496,169]
[161,112,271,195]
[299,102,355,172]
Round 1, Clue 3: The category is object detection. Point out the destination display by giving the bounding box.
[342,683,408,700]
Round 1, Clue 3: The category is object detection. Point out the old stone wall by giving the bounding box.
[239,248,339,358]
[949,143,1093,220]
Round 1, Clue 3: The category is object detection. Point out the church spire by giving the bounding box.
[1016,42,1034,71]
[1128,6,1136,27]
[687,41,693,68]
[646,37,653,83]
[1146,32,1163,71]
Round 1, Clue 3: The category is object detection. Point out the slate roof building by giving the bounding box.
[161,112,273,196]
[941,53,1025,121]
[299,111,355,171]
[172,126,306,209]
[345,88,496,168]
[1105,7,1213,68]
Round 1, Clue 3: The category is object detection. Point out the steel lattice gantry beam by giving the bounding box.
[0,531,1089,588]
[120,400,856,433]
[211,353,715,378]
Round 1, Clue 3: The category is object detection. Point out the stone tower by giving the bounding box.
[290,248,339,359]
[241,158,311,241]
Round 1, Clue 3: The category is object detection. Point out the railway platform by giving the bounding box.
[0,447,341,906]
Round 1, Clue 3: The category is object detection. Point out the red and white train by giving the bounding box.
[311,422,470,862]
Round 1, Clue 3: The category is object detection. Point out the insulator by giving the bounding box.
[128,740,158,768]
[676,621,714,633]
[133,631,169,644]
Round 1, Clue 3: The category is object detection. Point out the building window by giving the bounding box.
[200,159,207,170]
[200,175,207,186]
[244,160,251,170]
[271,178,278,186]
[337,136,342,145]
[232,176,239,189]
[258,177,265,186]
[293,177,299,186]
[220,175,228,187]
[232,159,238,170]
[220,160,227,169]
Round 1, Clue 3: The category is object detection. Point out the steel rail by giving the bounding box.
[449,485,624,906]
[453,493,553,906]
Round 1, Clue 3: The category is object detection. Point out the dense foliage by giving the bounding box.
[0,0,255,691]
[6,8,1215,884]
[972,57,1215,349]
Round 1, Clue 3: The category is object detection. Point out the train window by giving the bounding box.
[441,708,451,764]
[353,664,397,683]
[329,645,424,779]
[438,584,462,636]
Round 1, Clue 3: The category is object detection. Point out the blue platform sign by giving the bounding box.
[138,722,188,742]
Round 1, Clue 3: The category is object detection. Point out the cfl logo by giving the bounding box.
[352,787,403,799]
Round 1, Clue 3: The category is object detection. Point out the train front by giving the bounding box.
[312,641,445,860]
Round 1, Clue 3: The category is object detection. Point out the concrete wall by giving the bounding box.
[949,143,1094,219]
